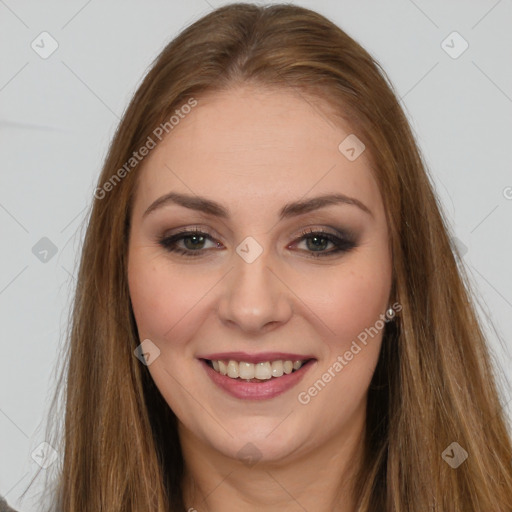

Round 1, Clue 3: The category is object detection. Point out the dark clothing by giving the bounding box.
[0,496,18,512]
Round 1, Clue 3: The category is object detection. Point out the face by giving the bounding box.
[127,84,392,464]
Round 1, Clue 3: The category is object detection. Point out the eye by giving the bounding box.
[291,227,357,258]
[158,227,219,257]
[157,226,357,258]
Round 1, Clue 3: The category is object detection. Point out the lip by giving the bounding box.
[199,358,316,400]
[197,351,316,364]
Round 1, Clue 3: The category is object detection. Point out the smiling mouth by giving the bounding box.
[203,358,315,382]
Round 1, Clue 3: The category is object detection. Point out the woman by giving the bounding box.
[16,3,512,511]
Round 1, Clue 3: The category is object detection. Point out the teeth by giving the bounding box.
[271,360,284,377]
[210,359,307,381]
[227,360,239,378]
[239,361,255,380]
[255,362,272,380]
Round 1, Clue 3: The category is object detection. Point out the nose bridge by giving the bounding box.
[218,237,292,331]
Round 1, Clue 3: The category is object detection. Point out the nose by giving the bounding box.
[216,245,293,334]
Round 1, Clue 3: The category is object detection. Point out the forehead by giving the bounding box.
[133,85,383,219]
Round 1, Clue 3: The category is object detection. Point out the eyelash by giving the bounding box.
[157,227,357,259]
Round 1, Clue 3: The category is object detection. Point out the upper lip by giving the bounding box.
[198,352,316,364]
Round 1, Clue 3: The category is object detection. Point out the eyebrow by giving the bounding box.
[142,191,373,220]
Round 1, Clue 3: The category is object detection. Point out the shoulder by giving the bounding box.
[0,496,18,512]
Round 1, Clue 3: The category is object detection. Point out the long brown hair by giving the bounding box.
[23,3,512,511]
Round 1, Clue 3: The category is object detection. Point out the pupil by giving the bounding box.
[307,236,327,251]
[185,235,204,250]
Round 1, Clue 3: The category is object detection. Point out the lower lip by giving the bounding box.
[200,359,316,400]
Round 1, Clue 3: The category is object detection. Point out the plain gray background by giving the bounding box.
[1,0,511,510]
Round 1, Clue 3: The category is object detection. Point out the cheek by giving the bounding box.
[296,266,390,414]
[307,258,391,348]
[127,251,203,345]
